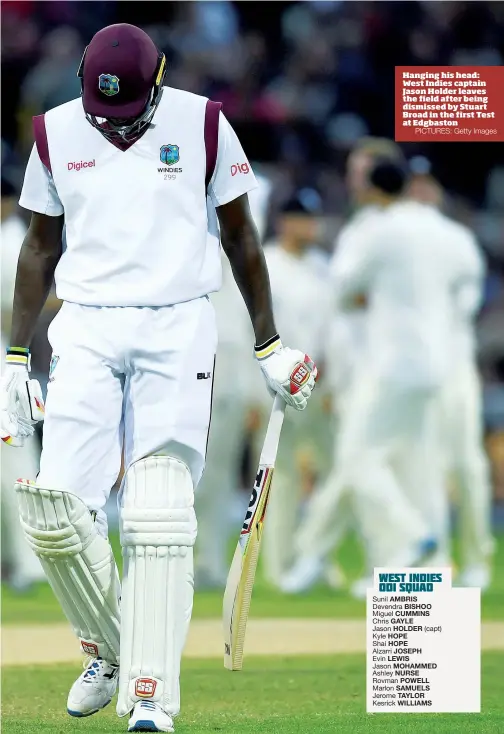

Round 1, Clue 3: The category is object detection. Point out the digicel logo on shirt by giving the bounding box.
[231,162,250,176]
[67,160,96,171]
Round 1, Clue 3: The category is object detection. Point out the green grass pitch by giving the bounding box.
[2,533,501,732]
[3,531,504,624]
[2,654,503,733]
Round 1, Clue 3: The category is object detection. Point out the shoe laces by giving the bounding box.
[138,701,158,711]
[82,655,118,681]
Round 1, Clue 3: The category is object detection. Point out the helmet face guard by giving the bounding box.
[77,35,166,145]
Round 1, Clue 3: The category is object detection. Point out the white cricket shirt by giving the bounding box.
[434,210,485,363]
[327,206,379,393]
[331,200,460,389]
[264,244,332,363]
[19,88,257,307]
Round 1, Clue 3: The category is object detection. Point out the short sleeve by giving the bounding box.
[330,230,375,310]
[18,144,64,216]
[208,113,257,207]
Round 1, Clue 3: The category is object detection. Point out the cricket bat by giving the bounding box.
[223,394,286,671]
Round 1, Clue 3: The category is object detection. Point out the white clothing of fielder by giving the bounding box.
[284,207,394,582]
[1,213,45,588]
[294,201,459,575]
[285,288,370,585]
[15,86,257,721]
[435,213,494,581]
[330,200,459,567]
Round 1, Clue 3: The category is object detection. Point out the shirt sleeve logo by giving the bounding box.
[160,144,180,165]
[98,73,120,96]
[231,162,250,176]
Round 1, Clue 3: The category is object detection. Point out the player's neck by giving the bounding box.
[364,191,402,208]
[280,238,304,257]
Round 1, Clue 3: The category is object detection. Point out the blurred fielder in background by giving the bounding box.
[1,176,45,591]
[284,139,463,594]
[408,163,495,589]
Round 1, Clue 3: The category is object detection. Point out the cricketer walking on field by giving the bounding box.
[0,24,318,733]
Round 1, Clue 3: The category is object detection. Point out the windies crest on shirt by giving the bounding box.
[160,144,180,165]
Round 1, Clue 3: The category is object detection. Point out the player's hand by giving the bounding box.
[255,337,318,411]
[1,350,45,447]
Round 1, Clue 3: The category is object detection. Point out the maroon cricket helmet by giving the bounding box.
[80,24,162,120]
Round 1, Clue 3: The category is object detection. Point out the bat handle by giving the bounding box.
[259,395,286,466]
[273,393,286,414]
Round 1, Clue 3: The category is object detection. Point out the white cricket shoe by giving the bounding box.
[280,556,324,594]
[67,656,119,717]
[280,557,345,594]
[128,701,175,732]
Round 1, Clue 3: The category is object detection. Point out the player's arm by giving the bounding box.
[217,195,276,345]
[452,229,486,320]
[10,212,64,347]
[331,232,374,311]
[12,135,65,348]
[210,111,316,409]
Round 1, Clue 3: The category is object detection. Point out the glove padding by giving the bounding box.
[257,340,318,411]
[1,363,45,447]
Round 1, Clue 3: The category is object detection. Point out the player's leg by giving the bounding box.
[194,387,246,588]
[340,378,434,570]
[117,296,216,731]
[1,435,45,589]
[394,388,451,566]
[280,465,351,592]
[452,364,494,586]
[15,303,123,716]
[281,400,351,593]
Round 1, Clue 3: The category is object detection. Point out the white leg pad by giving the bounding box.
[117,456,196,718]
[15,480,121,662]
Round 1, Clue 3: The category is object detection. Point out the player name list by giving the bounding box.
[366,568,480,713]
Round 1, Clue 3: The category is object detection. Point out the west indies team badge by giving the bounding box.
[98,73,120,96]
[160,144,180,165]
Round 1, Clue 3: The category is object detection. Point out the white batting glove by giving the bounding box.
[1,348,45,447]
[255,336,318,411]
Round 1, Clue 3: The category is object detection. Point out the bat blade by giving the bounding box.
[223,467,274,670]
[223,396,285,671]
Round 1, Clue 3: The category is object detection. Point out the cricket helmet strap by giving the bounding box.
[77,24,167,144]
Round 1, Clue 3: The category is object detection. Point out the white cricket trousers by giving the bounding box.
[38,298,217,527]
[341,376,447,567]
[439,361,494,569]
[195,343,250,583]
[299,376,447,569]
